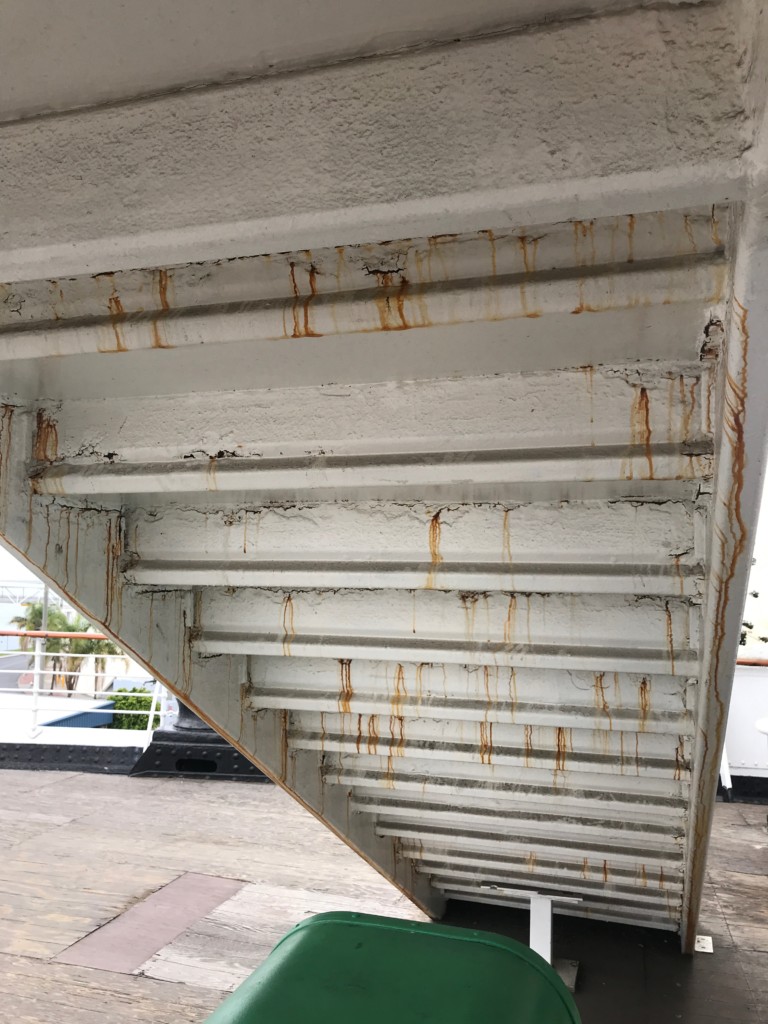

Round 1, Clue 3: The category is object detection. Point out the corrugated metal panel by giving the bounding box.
[0,201,754,943]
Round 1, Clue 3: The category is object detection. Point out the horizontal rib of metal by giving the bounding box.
[54,364,713,465]
[290,720,689,780]
[376,821,684,868]
[251,688,692,734]
[128,497,698,551]
[433,884,679,930]
[202,631,695,674]
[323,755,690,800]
[34,443,713,498]
[325,772,688,819]
[128,558,703,596]
[408,848,683,892]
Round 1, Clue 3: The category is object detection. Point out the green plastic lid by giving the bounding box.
[205,911,581,1023]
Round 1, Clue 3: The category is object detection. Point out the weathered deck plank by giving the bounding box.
[0,768,766,1023]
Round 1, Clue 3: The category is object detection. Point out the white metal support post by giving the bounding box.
[30,586,49,739]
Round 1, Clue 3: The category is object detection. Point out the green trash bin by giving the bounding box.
[204,911,581,1023]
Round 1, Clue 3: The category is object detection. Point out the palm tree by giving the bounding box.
[10,603,119,695]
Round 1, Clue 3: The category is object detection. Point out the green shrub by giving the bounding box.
[105,688,160,730]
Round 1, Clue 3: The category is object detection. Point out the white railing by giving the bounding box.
[0,630,173,749]
[0,580,68,605]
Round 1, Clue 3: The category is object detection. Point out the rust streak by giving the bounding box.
[628,385,655,479]
[156,268,171,311]
[682,215,697,253]
[503,594,517,645]
[627,214,636,263]
[502,508,513,564]
[639,677,650,731]
[106,280,127,352]
[338,658,353,714]
[367,714,379,755]
[479,720,494,765]
[282,594,295,656]
[594,672,612,729]
[665,602,676,676]
[33,410,58,463]
[554,726,568,775]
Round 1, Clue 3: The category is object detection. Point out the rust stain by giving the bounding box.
[526,851,537,873]
[628,385,654,479]
[674,735,685,781]
[428,509,443,562]
[395,715,405,757]
[282,594,295,656]
[103,515,123,629]
[517,235,542,317]
[581,858,589,880]
[710,206,723,248]
[479,720,494,765]
[602,860,609,884]
[638,677,650,731]
[673,553,685,597]
[482,666,493,708]
[502,508,513,564]
[679,375,697,442]
[658,866,666,890]
[0,405,14,474]
[206,456,218,491]
[682,215,697,254]
[664,602,676,676]
[523,724,533,768]
[626,214,636,263]
[460,592,481,638]
[33,410,58,463]
[156,268,171,310]
[280,709,289,781]
[355,713,363,753]
[367,714,379,755]
[508,667,518,713]
[594,672,612,729]
[482,229,497,278]
[288,262,322,338]
[393,663,407,713]
[426,508,444,587]
[573,220,596,266]
[105,277,128,353]
[554,726,568,775]
[371,271,411,332]
[503,594,517,644]
[415,662,425,703]
[685,298,750,939]
[150,320,171,348]
[640,864,648,887]
[303,264,321,337]
[339,658,353,714]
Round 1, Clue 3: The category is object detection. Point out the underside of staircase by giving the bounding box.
[2,0,768,954]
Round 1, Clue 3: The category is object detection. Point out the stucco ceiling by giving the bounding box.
[0,0,673,122]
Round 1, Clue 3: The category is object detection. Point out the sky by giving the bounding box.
[0,543,36,582]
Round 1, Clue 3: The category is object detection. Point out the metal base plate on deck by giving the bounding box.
[130,725,269,782]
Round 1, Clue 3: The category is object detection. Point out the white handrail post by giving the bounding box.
[143,680,160,751]
[30,635,43,739]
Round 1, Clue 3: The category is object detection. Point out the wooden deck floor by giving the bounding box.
[0,768,766,1023]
